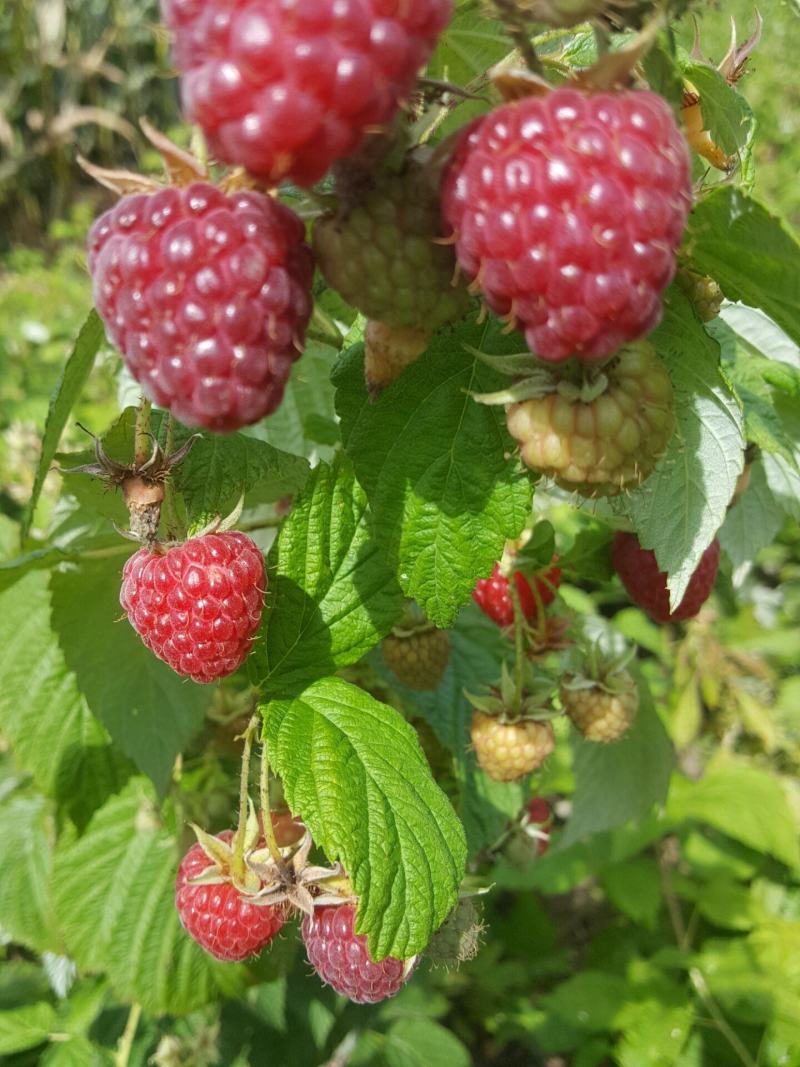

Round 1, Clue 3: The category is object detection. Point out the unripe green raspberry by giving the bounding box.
[677,269,723,322]
[314,165,469,332]
[561,672,638,743]
[506,341,674,497]
[470,711,555,782]
[383,627,451,691]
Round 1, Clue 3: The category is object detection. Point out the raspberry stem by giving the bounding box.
[134,396,151,469]
[508,578,526,714]
[232,714,259,883]
[259,738,285,870]
[492,0,544,75]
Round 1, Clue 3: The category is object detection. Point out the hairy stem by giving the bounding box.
[493,0,544,75]
[134,397,151,468]
[232,714,259,882]
[260,737,284,868]
[114,1003,142,1067]
[508,576,526,712]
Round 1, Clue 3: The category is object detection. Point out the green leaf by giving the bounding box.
[49,556,209,793]
[0,794,58,953]
[261,676,467,959]
[668,755,800,870]
[427,7,508,90]
[0,569,132,826]
[40,1035,115,1067]
[22,310,104,541]
[335,316,532,627]
[719,459,786,575]
[0,1003,57,1055]
[384,1018,471,1067]
[246,341,339,461]
[173,429,309,529]
[681,61,755,158]
[562,670,673,847]
[763,451,800,521]
[686,187,800,349]
[371,604,525,855]
[625,288,744,608]
[52,779,246,1014]
[614,1000,693,1067]
[541,972,630,1034]
[600,857,662,929]
[253,453,403,697]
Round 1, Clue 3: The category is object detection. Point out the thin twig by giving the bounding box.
[260,736,284,868]
[659,845,758,1067]
[115,1003,142,1067]
[493,0,544,74]
[232,714,259,882]
[509,577,526,711]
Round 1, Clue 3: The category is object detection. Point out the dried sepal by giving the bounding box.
[76,156,163,197]
[140,118,208,187]
[246,831,350,917]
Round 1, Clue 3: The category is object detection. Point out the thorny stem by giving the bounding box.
[659,845,758,1067]
[114,1002,142,1067]
[508,576,526,713]
[134,396,152,468]
[493,0,545,75]
[260,738,284,869]
[232,714,259,883]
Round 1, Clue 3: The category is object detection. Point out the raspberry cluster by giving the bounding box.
[161,0,453,187]
[89,184,313,433]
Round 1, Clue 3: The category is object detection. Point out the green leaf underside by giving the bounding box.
[719,458,786,572]
[52,779,246,1014]
[562,671,674,847]
[261,676,467,960]
[626,287,744,609]
[0,794,58,954]
[0,569,132,825]
[49,556,209,793]
[371,604,525,855]
[334,316,533,627]
[687,187,800,350]
[23,310,105,541]
[254,454,404,697]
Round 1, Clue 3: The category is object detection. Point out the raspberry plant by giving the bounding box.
[1,2,799,1065]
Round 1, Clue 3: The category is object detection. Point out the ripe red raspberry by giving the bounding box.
[473,561,561,628]
[176,830,286,961]
[526,796,552,855]
[302,904,416,1004]
[442,88,692,361]
[161,0,454,188]
[612,532,721,623]
[120,532,265,683]
[88,182,313,432]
